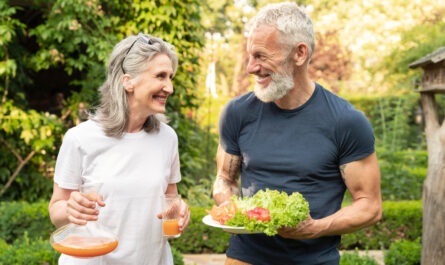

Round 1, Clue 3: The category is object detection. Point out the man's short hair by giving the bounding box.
[251,2,315,61]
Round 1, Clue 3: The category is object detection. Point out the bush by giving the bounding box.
[0,200,422,255]
[0,200,53,244]
[377,148,427,201]
[340,249,379,265]
[0,233,60,265]
[340,200,422,249]
[384,239,421,265]
[171,246,184,265]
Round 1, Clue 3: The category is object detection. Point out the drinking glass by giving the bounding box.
[161,194,182,238]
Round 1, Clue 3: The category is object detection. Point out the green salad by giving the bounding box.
[225,189,309,236]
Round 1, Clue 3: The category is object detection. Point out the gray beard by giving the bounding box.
[254,71,294,103]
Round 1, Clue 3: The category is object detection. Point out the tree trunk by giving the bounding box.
[421,92,445,265]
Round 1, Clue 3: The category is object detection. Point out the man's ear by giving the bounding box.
[122,74,134,92]
[292,42,309,67]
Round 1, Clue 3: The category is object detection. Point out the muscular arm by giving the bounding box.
[279,152,382,239]
[212,144,242,206]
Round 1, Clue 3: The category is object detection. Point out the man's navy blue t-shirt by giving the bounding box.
[219,83,375,265]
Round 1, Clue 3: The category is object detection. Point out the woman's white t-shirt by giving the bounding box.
[54,120,181,265]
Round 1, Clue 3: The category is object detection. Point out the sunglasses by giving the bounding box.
[121,33,153,74]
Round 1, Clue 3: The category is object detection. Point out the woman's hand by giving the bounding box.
[157,198,190,232]
[177,199,190,232]
[66,191,105,225]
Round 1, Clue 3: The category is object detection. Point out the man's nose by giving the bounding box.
[247,57,260,74]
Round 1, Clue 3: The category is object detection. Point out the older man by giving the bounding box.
[212,2,382,265]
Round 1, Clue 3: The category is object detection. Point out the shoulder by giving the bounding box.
[159,122,178,141]
[66,120,103,139]
[315,84,367,122]
[225,91,258,111]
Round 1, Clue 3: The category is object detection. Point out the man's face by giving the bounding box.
[246,25,294,102]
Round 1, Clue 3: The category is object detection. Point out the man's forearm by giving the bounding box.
[212,176,239,206]
[315,197,382,237]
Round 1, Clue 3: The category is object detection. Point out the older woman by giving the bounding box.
[49,33,189,265]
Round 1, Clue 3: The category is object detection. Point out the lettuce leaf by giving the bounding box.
[225,189,309,236]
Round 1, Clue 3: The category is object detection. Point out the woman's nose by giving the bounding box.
[164,80,174,94]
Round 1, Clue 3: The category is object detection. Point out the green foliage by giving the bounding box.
[347,94,422,151]
[340,249,379,265]
[377,147,427,200]
[0,101,65,201]
[384,239,421,265]
[340,201,422,250]
[0,233,60,265]
[0,200,53,244]
[375,16,445,92]
[171,246,184,265]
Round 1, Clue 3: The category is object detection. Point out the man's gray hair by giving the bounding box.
[94,33,178,137]
[251,2,315,62]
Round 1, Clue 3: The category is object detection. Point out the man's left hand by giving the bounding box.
[277,214,322,239]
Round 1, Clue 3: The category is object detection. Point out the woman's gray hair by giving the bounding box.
[93,33,178,137]
[251,2,315,63]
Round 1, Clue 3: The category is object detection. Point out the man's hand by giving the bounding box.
[277,214,322,239]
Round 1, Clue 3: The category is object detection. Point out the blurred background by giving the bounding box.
[0,0,444,264]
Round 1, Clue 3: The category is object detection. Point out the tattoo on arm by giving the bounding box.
[228,156,241,181]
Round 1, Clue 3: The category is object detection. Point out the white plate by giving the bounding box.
[202,215,260,234]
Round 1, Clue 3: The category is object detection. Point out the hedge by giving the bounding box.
[384,239,421,265]
[0,200,54,244]
[0,200,421,254]
[340,200,422,250]
[340,249,379,265]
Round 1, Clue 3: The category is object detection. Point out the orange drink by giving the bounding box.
[161,194,182,238]
[163,219,180,236]
[51,236,118,258]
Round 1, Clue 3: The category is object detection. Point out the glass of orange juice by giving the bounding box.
[161,194,182,238]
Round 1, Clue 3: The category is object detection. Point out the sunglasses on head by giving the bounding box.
[121,33,153,74]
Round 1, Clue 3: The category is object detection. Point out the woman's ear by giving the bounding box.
[122,74,134,92]
[292,42,309,67]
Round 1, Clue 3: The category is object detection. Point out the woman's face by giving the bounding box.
[126,53,174,117]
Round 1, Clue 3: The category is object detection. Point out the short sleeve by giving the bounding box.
[337,108,375,165]
[53,129,83,189]
[219,99,241,155]
[168,133,181,184]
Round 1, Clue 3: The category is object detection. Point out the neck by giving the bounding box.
[274,70,315,110]
[126,100,151,133]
